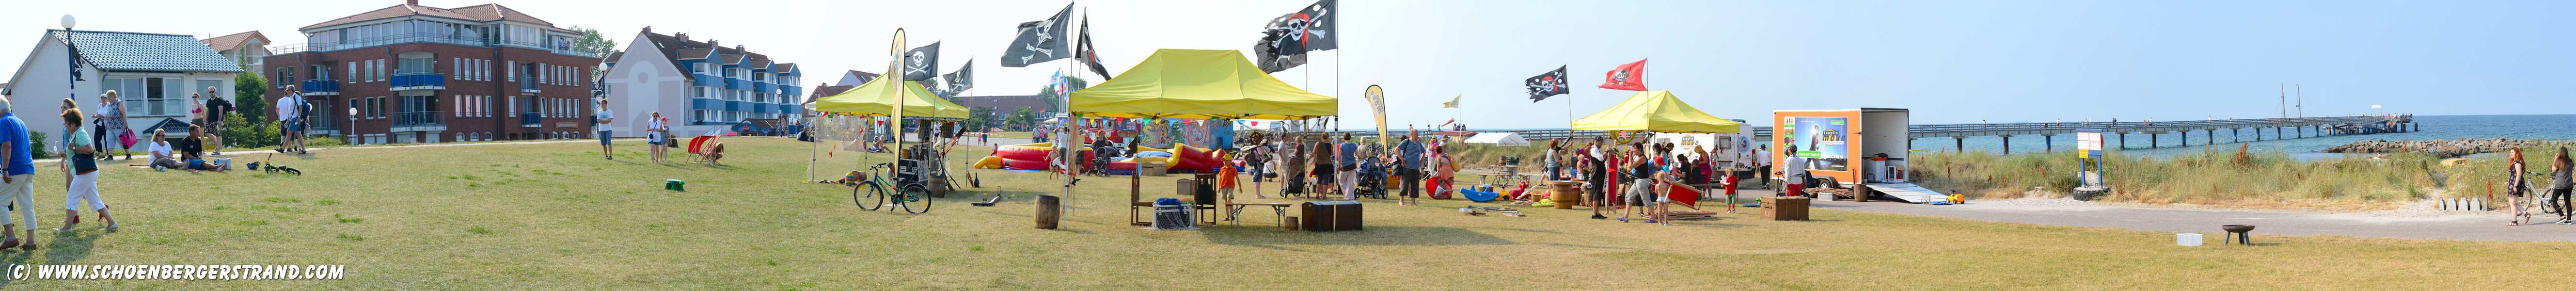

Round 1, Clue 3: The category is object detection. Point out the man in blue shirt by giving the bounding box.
[1395,129,1426,206]
[0,96,38,249]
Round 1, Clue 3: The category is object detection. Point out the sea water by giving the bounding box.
[1912,114,2576,161]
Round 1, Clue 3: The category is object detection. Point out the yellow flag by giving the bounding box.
[1440,95,1460,108]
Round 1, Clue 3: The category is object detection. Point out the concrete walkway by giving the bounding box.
[1789,190,2572,242]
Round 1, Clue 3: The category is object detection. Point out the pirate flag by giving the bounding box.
[1284,0,1338,51]
[1526,65,1570,102]
[1599,59,1647,91]
[942,60,974,93]
[1255,13,1311,73]
[901,42,940,81]
[1000,4,1074,67]
[1075,16,1114,80]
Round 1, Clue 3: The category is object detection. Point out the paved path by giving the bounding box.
[1786,190,2572,242]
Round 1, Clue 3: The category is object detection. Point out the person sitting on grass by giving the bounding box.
[175,125,228,172]
[139,129,176,171]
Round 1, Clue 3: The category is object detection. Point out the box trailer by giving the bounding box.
[1770,108,1944,203]
[1649,119,1754,172]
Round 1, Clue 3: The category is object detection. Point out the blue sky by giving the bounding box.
[2,0,2567,129]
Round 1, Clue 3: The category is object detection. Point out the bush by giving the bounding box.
[29,131,46,160]
[218,113,280,148]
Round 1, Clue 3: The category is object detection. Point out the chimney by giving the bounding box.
[674,33,689,43]
[406,0,418,5]
[735,45,745,52]
[641,26,651,34]
[705,39,718,49]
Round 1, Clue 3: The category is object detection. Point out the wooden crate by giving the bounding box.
[1761,196,1809,221]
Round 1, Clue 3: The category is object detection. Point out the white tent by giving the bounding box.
[1463,132,1532,146]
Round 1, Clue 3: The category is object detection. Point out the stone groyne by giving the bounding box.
[2322,139,2573,158]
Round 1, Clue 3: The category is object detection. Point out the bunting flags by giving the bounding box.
[1075,16,1113,80]
[942,60,974,93]
[1441,95,1460,108]
[1599,59,1646,91]
[1000,3,1074,67]
[1525,65,1570,102]
[901,42,940,81]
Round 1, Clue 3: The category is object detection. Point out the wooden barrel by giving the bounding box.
[1282,216,1300,231]
[1549,180,1581,209]
[1035,195,1061,229]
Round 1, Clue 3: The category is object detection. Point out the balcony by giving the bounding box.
[391,72,446,91]
[392,112,445,132]
[305,114,339,135]
[521,113,544,128]
[273,33,601,59]
[300,79,341,96]
[520,77,542,94]
[272,33,481,54]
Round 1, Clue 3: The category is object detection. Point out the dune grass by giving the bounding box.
[2,138,2571,290]
[1912,148,2442,210]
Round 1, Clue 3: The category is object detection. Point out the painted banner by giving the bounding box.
[1783,117,1849,172]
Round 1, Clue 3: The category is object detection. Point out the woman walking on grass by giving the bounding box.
[2548,147,2573,225]
[646,112,668,163]
[57,109,115,231]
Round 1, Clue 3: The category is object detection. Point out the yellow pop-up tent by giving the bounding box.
[1070,49,1338,119]
[810,75,970,119]
[1571,90,1741,133]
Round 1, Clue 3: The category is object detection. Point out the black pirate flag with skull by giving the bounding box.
[1526,65,1570,102]
[901,42,940,81]
[1000,3,1074,67]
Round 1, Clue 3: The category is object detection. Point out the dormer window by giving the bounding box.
[754,73,768,81]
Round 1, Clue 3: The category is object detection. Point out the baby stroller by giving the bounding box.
[1352,161,1389,199]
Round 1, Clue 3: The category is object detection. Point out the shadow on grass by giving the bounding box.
[43,228,107,265]
[1199,226,1517,250]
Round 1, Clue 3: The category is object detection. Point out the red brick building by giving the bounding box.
[261,1,601,144]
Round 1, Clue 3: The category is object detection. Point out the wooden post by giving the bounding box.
[2149,133,2158,148]
[2000,135,2012,155]
[1036,195,1061,229]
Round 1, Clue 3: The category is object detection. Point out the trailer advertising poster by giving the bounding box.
[1782,117,1850,171]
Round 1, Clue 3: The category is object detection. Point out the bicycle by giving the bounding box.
[849,162,934,213]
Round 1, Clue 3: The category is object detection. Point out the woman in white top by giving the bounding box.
[142,129,175,171]
[646,112,668,163]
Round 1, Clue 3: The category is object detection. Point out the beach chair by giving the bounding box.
[685,135,721,164]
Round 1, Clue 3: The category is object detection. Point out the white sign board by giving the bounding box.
[2075,132,2103,151]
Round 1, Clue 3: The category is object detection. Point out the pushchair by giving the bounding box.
[1352,161,1389,199]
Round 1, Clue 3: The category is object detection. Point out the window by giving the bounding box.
[347,62,358,82]
[694,110,712,123]
[754,72,768,81]
[693,63,709,74]
[693,86,711,98]
[453,58,463,80]
[506,61,516,79]
[275,67,294,87]
[375,59,389,81]
[399,57,434,75]
[727,68,744,79]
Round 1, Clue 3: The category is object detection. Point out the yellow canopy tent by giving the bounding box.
[1571,90,1742,133]
[1069,49,1338,119]
[810,75,970,119]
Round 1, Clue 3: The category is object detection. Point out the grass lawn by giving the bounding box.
[9,137,2572,290]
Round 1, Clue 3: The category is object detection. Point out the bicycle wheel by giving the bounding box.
[899,184,934,213]
[853,181,886,210]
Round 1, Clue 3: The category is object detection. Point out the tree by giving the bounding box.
[233,65,269,122]
[962,106,998,132]
[1004,107,1039,130]
[1033,76,1088,112]
[568,26,621,74]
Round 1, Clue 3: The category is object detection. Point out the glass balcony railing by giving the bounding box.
[394,112,444,127]
[300,79,340,93]
[392,72,446,88]
[520,77,542,92]
[273,33,602,59]
[520,113,543,127]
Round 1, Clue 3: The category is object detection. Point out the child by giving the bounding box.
[1723,174,1740,213]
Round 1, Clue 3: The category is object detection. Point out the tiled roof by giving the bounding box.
[743,60,771,69]
[301,3,576,33]
[602,52,625,63]
[721,54,745,65]
[199,31,267,54]
[806,85,855,104]
[774,63,797,74]
[56,30,244,73]
[673,48,714,60]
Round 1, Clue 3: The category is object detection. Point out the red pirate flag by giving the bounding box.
[1599,59,1647,91]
